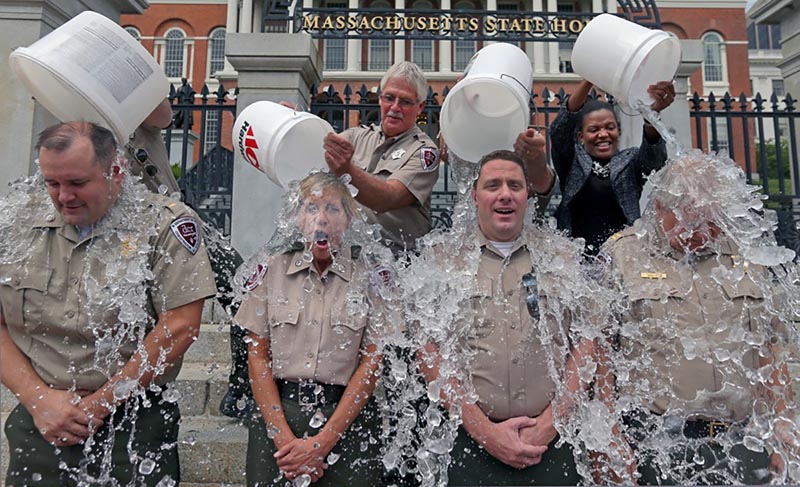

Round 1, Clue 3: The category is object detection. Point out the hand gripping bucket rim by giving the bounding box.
[233,101,334,189]
[440,43,533,163]
[571,13,681,107]
[8,10,169,143]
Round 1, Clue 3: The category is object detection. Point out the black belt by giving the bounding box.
[682,419,732,440]
[275,379,346,407]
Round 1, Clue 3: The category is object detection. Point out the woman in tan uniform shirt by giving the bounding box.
[235,172,386,486]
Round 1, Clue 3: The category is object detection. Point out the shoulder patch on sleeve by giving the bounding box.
[244,263,268,292]
[169,216,200,255]
[420,147,439,172]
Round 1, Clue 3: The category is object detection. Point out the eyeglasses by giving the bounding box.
[379,93,418,109]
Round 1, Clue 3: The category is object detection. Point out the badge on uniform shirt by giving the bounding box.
[244,263,267,291]
[170,217,200,255]
[371,264,396,290]
[390,148,406,160]
[420,147,439,172]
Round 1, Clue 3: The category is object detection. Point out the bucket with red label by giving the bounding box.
[233,101,334,188]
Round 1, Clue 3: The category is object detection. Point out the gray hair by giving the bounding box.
[380,61,428,103]
[36,121,118,169]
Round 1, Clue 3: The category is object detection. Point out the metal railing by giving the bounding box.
[165,79,238,235]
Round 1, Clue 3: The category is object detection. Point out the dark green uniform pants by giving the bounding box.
[625,411,772,485]
[246,396,381,486]
[447,427,580,486]
[5,395,180,487]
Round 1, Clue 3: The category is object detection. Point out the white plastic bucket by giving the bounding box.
[440,43,533,163]
[8,11,169,143]
[233,101,334,188]
[571,14,681,107]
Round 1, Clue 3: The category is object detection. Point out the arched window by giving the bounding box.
[452,0,475,72]
[164,28,186,78]
[124,27,141,42]
[411,0,434,71]
[209,28,226,75]
[702,32,724,83]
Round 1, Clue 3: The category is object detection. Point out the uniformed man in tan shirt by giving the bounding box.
[602,154,797,485]
[0,121,217,486]
[415,149,627,485]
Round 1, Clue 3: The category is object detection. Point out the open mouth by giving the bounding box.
[495,208,514,215]
[313,231,330,249]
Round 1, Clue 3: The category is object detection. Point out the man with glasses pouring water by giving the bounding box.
[322,61,440,256]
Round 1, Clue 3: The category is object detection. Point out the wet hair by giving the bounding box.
[473,149,529,193]
[36,122,117,169]
[577,99,620,132]
[298,172,358,218]
[380,61,428,104]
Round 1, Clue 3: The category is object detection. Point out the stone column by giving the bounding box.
[546,0,559,73]
[394,0,405,63]
[226,33,323,259]
[0,0,146,194]
[347,0,360,71]
[532,0,544,74]
[439,0,452,73]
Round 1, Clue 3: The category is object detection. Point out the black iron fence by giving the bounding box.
[165,79,238,235]
[166,81,799,236]
[688,91,800,217]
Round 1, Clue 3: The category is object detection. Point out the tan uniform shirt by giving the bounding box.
[0,192,217,391]
[341,124,439,249]
[467,230,568,421]
[235,247,385,386]
[605,228,777,421]
[126,125,181,195]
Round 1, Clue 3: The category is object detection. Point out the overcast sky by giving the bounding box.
[746,0,756,10]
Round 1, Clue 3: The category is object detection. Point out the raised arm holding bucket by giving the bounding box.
[439,43,555,210]
[549,78,675,255]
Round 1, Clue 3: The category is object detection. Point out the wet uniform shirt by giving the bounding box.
[466,230,569,421]
[235,247,386,386]
[604,227,780,422]
[0,192,217,391]
[341,124,439,250]
[126,125,181,196]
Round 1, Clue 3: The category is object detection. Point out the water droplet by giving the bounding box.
[162,387,180,403]
[326,452,341,465]
[309,409,326,429]
[138,458,156,475]
[293,474,312,487]
[32,473,42,482]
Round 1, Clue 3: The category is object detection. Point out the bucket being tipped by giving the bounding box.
[571,14,681,107]
[9,11,169,143]
[233,101,334,189]
[440,43,533,163]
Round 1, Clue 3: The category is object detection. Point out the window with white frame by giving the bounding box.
[748,22,781,51]
[164,28,186,78]
[411,0,434,71]
[125,27,141,42]
[702,32,725,84]
[209,28,226,76]
[369,39,392,70]
[204,110,220,154]
[369,0,392,71]
[323,2,347,70]
[452,1,475,72]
